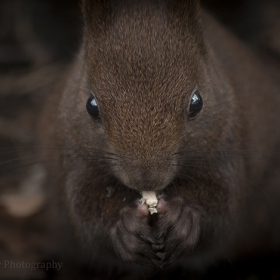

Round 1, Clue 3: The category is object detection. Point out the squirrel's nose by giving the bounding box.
[120,162,173,191]
[128,169,159,191]
[109,150,179,192]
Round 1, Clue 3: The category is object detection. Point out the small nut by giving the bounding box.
[141,191,158,215]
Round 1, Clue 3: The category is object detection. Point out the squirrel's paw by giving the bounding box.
[154,197,201,267]
[108,201,162,267]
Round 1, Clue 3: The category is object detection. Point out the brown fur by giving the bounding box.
[40,0,280,274]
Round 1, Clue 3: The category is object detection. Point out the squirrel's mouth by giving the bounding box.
[106,175,177,205]
[111,165,176,192]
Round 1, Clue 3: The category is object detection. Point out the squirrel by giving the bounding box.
[39,0,280,276]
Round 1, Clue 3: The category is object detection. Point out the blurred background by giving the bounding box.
[0,0,279,279]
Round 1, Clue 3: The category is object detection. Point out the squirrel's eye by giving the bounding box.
[86,96,100,120]
[188,90,203,120]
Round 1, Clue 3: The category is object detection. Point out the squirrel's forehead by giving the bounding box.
[87,65,196,102]
[86,51,199,102]
[85,8,201,99]
[86,4,199,59]
[86,31,200,86]
[90,23,197,58]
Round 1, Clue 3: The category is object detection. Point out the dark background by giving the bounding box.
[0,1,280,279]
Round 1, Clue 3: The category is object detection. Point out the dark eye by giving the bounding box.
[86,96,100,120]
[188,90,203,120]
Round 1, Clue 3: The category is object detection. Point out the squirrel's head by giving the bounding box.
[62,0,234,191]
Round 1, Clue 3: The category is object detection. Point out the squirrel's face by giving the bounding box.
[84,6,204,191]
[61,1,236,192]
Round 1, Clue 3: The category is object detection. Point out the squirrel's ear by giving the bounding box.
[81,0,111,33]
[170,0,204,52]
[170,0,201,20]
